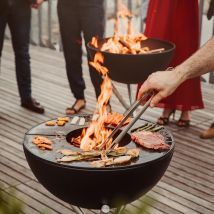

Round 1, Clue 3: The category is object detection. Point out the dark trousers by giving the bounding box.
[57,0,105,100]
[0,0,31,102]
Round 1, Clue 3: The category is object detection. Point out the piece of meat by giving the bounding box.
[32,136,54,151]
[33,136,53,145]
[131,131,170,150]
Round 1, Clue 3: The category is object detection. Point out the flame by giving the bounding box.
[89,52,108,75]
[79,52,112,151]
[115,0,133,36]
[91,36,98,48]
[91,0,149,55]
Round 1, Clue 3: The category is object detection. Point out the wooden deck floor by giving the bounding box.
[0,40,214,214]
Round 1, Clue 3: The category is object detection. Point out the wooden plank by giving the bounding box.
[0,153,35,180]
[0,163,30,186]
[15,182,76,214]
[173,150,214,173]
[24,180,99,214]
[162,175,214,204]
[0,170,21,187]
[0,146,30,169]
[148,191,199,214]
[157,182,214,212]
[3,186,63,214]
[0,190,38,214]
[139,196,183,214]
[153,185,214,214]
[169,161,214,188]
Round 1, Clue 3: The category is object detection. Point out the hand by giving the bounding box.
[32,0,44,9]
[137,69,183,107]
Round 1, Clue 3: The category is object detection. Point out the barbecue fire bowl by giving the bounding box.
[23,117,174,210]
[87,38,175,84]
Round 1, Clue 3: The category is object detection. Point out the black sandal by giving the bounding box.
[157,110,175,125]
[157,117,170,125]
[66,99,86,115]
[177,119,190,128]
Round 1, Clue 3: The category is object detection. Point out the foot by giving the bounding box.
[177,111,190,127]
[66,99,86,115]
[157,109,175,125]
[200,123,214,139]
[21,98,45,114]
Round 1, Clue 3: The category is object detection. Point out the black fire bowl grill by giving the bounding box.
[23,114,174,210]
[87,37,175,84]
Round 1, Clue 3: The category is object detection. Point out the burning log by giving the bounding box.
[147,48,165,54]
[118,38,134,53]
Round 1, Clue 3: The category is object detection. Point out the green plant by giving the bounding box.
[0,187,23,214]
[115,196,154,214]
[0,185,48,214]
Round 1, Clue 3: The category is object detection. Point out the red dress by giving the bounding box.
[137,0,204,111]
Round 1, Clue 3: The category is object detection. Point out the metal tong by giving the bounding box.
[99,91,154,151]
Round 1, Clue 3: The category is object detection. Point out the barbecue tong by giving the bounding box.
[100,91,154,151]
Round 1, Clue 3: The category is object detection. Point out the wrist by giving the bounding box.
[174,66,189,85]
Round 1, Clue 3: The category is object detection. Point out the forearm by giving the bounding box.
[175,36,214,83]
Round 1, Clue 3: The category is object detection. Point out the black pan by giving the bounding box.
[87,37,175,84]
[23,116,174,209]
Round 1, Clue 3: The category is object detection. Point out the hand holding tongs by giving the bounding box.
[99,91,154,151]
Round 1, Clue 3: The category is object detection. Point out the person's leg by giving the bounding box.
[57,0,85,100]
[8,1,31,102]
[57,0,86,115]
[0,15,7,75]
[8,1,44,113]
[157,109,175,125]
[80,0,105,99]
[0,15,7,59]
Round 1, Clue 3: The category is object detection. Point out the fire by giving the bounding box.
[79,52,113,151]
[115,0,133,36]
[73,1,152,152]
[89,52,108,75]
[91,0,154,55]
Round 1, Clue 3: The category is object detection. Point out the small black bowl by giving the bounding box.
[87,37,175,84]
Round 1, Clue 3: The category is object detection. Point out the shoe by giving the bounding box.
[177,111,190,127]
[66,99,86,115]
[21,98,45,114]
[200,123,214,139]
[177,119,190,128]
[157,109,175,125]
